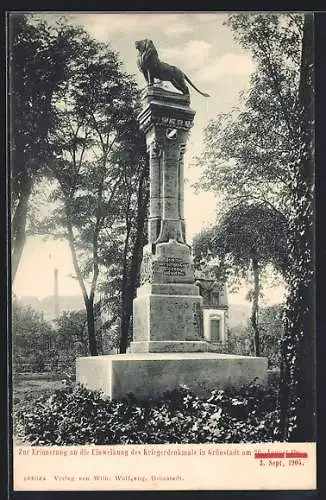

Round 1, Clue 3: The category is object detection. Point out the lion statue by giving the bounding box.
[135,39,210,98]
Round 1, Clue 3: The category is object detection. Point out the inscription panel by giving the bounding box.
[140,255,195,285]
[154,257,187,277]
[153,255,194,284]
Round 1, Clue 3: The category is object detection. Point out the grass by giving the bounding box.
[13,378,65,404]
[13,372,70,399]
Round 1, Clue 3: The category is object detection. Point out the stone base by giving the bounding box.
[76,353,268,400]
[129,340,209,353]
[129,340,232,353]
[133,293,203,343]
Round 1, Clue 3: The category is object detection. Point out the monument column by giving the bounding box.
[148,141,162,244]
[154,128,186,244]
[129,86,206,354]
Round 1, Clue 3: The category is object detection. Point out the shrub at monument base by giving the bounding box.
[15,381,289,444]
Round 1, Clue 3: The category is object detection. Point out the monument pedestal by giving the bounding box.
[76,85,268,400]
[130,239,204,353]
[76,353,268,401]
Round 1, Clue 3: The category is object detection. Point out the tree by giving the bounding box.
[118,139,149,354]
[194,13,303,220]
[9,15,83,280]
[52,309,89,376]
[32,23,147,356]
[226,304,284,367]
[278,14,315,442]
[259,304,284,368]
[193,203,288,356]
[195,12,315,440]
[55,310,88,355]
[12,301,55,372]
[90,128,149,354]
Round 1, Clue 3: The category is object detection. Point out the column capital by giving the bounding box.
[138,86,196,137]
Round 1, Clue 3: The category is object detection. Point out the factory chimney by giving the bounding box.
[54,268,59,319]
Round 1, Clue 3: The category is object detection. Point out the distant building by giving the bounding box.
[195,273,228,344]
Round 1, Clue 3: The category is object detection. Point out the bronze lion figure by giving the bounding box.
[135,39,210,98]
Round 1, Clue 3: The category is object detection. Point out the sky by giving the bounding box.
[12,12,285,305]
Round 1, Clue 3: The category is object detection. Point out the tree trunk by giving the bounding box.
[119,217,147,354]
[279,13,315,442]
[295,14,316,443]
[250,252,260,357]
[11,179,32,281]
[119,194,133,354]
[119,266,130,354]
[78,320,89,356]
[119,300,132,354]
[119,160,149,354]
[85,299,98,356]
[66,213,98,356]
[119,206,148,353]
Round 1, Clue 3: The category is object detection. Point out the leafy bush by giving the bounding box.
[12,302,56,373]
[15,381,282,445]
[226,305,284,369]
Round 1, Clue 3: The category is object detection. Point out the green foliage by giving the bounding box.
[55,310,88,353]
[11,14,148,354]
[278,15,315,441]
[259,304,284,367]
[49,309,119,375]
[25,17,148,354]
[10,15,79,197]
[226,304,284,368]
[10,15,86,279]
[49,310,88,376]
[15,382,280,445]
[193,203,288,282]
[193,203,288,356]
[194,14,303,218]
[225,329,252,357]
[12,301,55,373]
[198,12,313,440]
[12,302,111,376]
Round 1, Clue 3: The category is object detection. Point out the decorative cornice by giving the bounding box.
[138,99,195,135]
[140,85,191,107]
[139,113,194,134]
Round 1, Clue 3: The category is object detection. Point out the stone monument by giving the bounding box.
[76,41,267,400]
[129,86,207,354]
